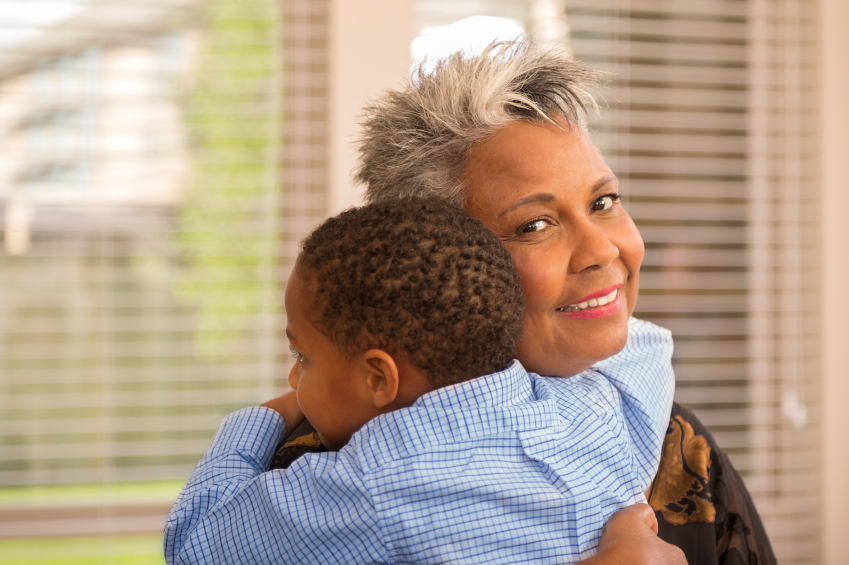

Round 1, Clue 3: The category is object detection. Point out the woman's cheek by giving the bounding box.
[509,246,567,314]
[614,216,645,315]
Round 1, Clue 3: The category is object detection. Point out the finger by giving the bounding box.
[630,503,659,535]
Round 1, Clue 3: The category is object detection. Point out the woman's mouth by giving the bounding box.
[556,286,622,319]
[558,287,619,313]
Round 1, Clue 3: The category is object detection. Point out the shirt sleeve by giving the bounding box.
[164,406,390,565]
[590,317,676,490]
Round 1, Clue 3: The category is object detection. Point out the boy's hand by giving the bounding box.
[261,390,305,432]
[583,504,687,565]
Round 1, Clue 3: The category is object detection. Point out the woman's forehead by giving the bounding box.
[462,119,613,212]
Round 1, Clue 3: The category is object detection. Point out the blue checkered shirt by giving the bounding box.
[165,318,674,564]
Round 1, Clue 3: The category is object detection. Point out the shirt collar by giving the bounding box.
[353,360,560,470]
[411,360,534,411]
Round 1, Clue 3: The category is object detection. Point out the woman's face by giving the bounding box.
[463,118,644,378]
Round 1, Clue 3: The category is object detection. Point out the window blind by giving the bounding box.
[0,0,320,490]
[0,1,819,561]
[565,2,818,562]
[415,1,818,562]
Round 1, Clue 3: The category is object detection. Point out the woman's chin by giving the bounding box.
[516,312,631,378]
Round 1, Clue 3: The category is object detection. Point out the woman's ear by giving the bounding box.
[362,349,399,409]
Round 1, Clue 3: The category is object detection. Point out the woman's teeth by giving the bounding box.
[558,288,618,313]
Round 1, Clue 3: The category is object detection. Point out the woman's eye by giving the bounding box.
[592,195,619,211]
[289,344,305,362]
[520,218,549,233]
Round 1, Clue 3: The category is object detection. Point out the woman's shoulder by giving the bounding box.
[651,402,777,565]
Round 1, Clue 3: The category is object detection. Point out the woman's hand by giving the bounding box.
[583,504,687,565]
[261,390,305,432]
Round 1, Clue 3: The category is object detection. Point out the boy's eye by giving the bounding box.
[592,195,619,211]
[289,344,305,362]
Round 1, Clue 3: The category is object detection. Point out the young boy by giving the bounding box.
[164,197,675,565]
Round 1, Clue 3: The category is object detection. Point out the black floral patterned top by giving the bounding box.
[650,403,777,565]
[268,402,777,565]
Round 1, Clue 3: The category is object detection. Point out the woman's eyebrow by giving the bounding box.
[497,193,557,218]
[591,173,618,195]
[285,329,297,343]
[497,174,618,218]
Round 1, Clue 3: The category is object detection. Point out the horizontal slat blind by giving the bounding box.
[746,0,818,560]
[0,0,305,486]
[280,0,329,290]
[565,1,818,562]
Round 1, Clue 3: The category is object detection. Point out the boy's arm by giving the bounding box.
[164,405,388,565]
[261,389,305,431]
[164,405,283,563]
[589,317,676,490]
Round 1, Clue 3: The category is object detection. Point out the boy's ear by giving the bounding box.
[362,349,399,409]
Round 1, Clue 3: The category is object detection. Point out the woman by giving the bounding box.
[274,41,775,565]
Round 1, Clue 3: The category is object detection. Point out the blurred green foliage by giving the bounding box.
[0,536,164,565]
[0,480,184,507]
[174,0,280,349]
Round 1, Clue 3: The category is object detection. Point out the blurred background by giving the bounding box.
[0,0,846,564]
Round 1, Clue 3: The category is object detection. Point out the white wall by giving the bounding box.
[819,0,849,562]
[327,0,416,214]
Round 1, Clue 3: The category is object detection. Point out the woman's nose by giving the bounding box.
[288,363,300,390]
[570,220,619,273]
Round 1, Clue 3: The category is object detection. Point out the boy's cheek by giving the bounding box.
[287,364,300,389]
[294,384,319,425]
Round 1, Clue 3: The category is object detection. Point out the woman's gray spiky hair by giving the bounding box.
[356,39,607,205]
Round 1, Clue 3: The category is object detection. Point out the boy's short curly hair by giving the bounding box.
[296,197,524,387]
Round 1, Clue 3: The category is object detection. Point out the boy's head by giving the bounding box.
[284,197,524,449]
